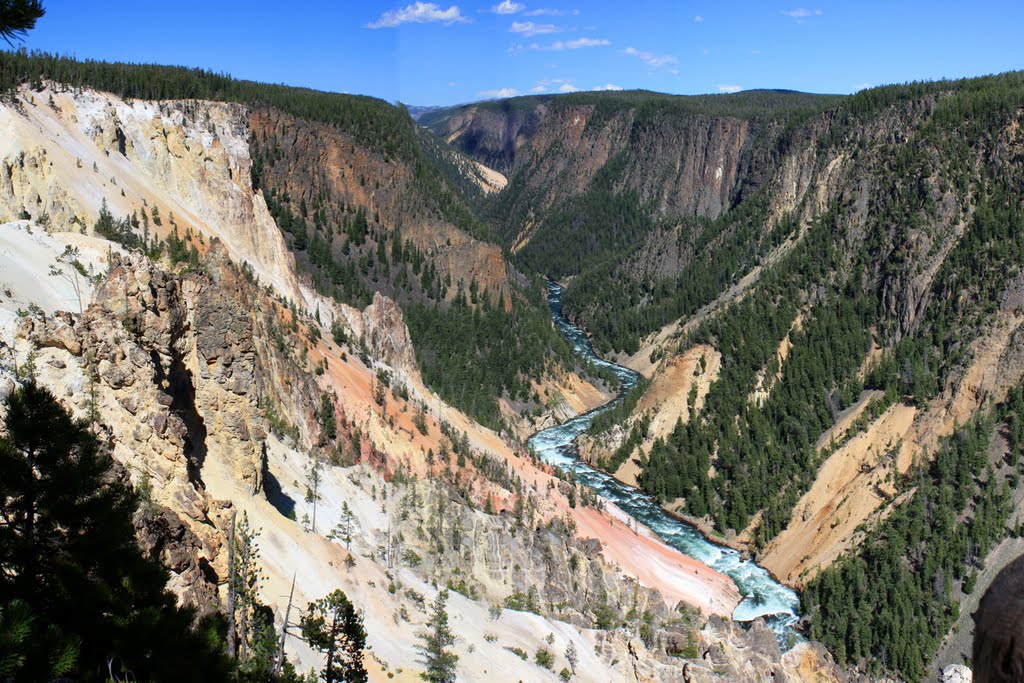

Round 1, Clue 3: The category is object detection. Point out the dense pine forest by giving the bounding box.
[562,192,791,355]
[637,206,873,534]
[804,384,1024,679]
[403,283,576,429]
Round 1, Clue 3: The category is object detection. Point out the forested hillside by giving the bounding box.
[804,386,1024,679]
[432,71,1024,680]
[245,102,575,433]
[635,72,1024,531]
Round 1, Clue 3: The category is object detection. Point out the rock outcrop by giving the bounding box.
[10,244,316,587]
[0,85,302,301]
[428,98,793,233]
[249,108,512,305]
[941,664,973,683]
[134,504,220,617]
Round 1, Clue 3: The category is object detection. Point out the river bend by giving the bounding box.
[528,280,800,636]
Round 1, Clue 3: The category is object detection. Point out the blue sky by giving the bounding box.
[19,1,1024,106]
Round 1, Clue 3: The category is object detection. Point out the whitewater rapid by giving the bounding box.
[528,281,801,637]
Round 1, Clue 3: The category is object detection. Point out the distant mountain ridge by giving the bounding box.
[422,88,842,279]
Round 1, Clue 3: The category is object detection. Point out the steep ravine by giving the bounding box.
[531,281,802,636]
[0,223,844,681]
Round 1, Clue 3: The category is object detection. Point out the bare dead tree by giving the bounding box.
[273,572,297,676]
[49,245,88,314]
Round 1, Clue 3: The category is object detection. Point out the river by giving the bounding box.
[528,280,801,637]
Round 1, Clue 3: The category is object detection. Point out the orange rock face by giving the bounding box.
[249,109,512,307]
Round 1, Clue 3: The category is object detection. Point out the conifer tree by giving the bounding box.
[232,512,263,662]
[306,459,323,533]
[417,590,458,683]
[0,382,229,680]
[328,501,358,549]
[0,0,43,45]
[300,590,367,683]
[320,392,337,441]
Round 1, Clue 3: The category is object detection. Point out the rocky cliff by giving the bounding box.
[0,85,302,301]
[9,245,314,600]
[424,92,838,275]
[431,77,1024,680]
[429,97,767,218]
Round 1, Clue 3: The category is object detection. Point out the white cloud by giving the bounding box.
[693,15,704,23]
[529,77,577,93]
[448,81,458,86]
[367,2,469,28]
[492,0,524,14]
[751,49,761,55]
[783,7,823,22]
[594,83,624,91]
[852,82,872,91]
[516,37,609,52]
[784,7,823,17]
[524,7,579,16]
[555,37,608,49]
[510,20,559,36]
[623,47,678,71]
[717,84,743,93]
[478,87,520,98]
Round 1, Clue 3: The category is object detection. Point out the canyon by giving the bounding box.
[0,81,845,681]
[3,50,1024,682]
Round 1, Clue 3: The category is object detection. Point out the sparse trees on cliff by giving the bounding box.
[300,589,367,683]
[413,405,428,436]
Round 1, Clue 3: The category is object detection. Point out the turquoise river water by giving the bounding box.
[528,280,801,636]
